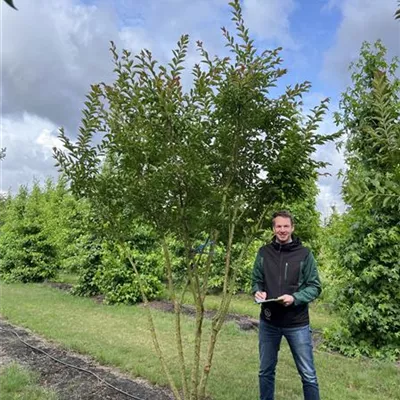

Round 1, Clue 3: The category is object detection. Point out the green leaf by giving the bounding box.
[4,0,17,10]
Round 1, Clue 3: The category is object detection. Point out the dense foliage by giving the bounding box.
[0,180,163,304]
[87,223,164,304]
[0,176,321,305]
[325,41,400,360]
[0,184,58,282]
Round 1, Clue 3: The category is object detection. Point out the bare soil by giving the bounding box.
[0,318,173,400]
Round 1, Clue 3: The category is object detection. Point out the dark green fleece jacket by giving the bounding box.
[252,236,321,327]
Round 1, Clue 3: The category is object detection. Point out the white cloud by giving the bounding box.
[2,0,299,132]
[119,26,153,54]
[322,0,399,86]
[303,95,347,218]
[318,0,399,215]
[2,0,120,131]
[322,0,342,13]
[243,0,298,49]
[36,129,64,153]
[316,140,346,219]
[1,0,237,132]
[1,0,146,194]
[1,113,60,193]
[2,0,238,195]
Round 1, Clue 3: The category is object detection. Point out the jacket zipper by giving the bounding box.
[284,262,288,282]
[279,245,283,293]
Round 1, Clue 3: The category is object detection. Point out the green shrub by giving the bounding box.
[73,222,164,304]
[93,243,163,304]
[0,184,58,283]
[70,235,103,297]
[324,212,400,360]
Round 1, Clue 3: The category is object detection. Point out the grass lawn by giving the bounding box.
[0,282,399,400]
[0,363,58,400]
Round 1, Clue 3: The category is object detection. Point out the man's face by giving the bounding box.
[273,216,294,244]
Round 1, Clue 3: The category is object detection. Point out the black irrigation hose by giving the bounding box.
[0,326,147,400]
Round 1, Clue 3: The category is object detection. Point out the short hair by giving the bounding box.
[272,210,294,227]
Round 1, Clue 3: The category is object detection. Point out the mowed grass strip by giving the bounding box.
[0,362,58,400]
[0,283,399,400]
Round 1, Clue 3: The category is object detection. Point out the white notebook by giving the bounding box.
[255,298,282,304]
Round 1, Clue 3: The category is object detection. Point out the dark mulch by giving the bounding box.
[45,281,106,303]
[46,282,74,292]
[0,318,173,400]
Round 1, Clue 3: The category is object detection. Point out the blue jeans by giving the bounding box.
[259,319,320,400]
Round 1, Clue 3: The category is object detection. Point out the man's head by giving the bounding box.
[272,211,294,244]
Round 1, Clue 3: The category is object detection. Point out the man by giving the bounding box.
[252,210,321,400]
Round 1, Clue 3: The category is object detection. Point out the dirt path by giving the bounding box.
[0,318,173,400]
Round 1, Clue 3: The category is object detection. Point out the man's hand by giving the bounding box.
[277,294,294,307]
[255,291,267,301]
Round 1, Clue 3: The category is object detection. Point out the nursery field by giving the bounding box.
[2,1,400,399]
[0,282,399,400]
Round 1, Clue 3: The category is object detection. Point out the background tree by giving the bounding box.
[326,40,400,360]
[41,178,98,275]
[54,1,338,398]
[0,183,58,282]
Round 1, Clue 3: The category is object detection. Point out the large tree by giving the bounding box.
[54,1,337,398]
[329,40,400,360]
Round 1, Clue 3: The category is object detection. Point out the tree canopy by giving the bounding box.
[327,40,400,360]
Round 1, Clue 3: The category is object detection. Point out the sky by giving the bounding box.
[1,0,399,218]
